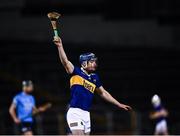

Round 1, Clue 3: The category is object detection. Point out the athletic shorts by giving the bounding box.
[66,107,91,134]
[155,120,168,134]
[19,122,33,133]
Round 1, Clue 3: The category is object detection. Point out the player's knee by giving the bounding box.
[23,131,33,136]
[71,130,84,135]
[85,132,90,135]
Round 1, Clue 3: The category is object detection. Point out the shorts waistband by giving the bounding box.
[69,107,90,114]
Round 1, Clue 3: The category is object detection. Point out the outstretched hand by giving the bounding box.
[33,103,52,115]
[118,104,132,111]
[53,36,62,47]
[38,103,52,112]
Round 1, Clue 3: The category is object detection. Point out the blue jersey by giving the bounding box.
[154,104,166,123]
[13,92,35,122]
[69,67,102,111]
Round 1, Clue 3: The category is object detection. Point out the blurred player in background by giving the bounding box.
[53,36,132,135]
[150,94,169,135]
[9,80,51,136]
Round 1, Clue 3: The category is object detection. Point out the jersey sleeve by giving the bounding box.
[95,74,102,88]
[72,66,80,75]
[12,96,18,106]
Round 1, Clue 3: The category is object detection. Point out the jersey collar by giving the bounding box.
[22,91,28,96]
[81,67,91,77]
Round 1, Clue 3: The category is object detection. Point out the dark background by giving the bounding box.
[0,0,180,134]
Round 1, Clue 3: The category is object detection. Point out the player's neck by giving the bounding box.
[81,67,90,76]
[22,91,28,95]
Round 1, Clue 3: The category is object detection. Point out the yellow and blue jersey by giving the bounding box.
[69,67,102,111]
[13,92,35,122]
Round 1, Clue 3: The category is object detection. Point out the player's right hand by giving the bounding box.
[119,104,132,111]
[14,118,21,124]
[53,36,62,47]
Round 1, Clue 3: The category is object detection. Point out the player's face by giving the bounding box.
[24,85,34,93]
[86,60,97,72]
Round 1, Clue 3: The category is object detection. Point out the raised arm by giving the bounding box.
[53,36,74,74]
[96,86,132,111]
[9,103,21,124]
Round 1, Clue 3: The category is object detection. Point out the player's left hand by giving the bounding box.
[53,36,62,47]
[38,103,52,112]
[118,104,132,111]
[38,107,46,112]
